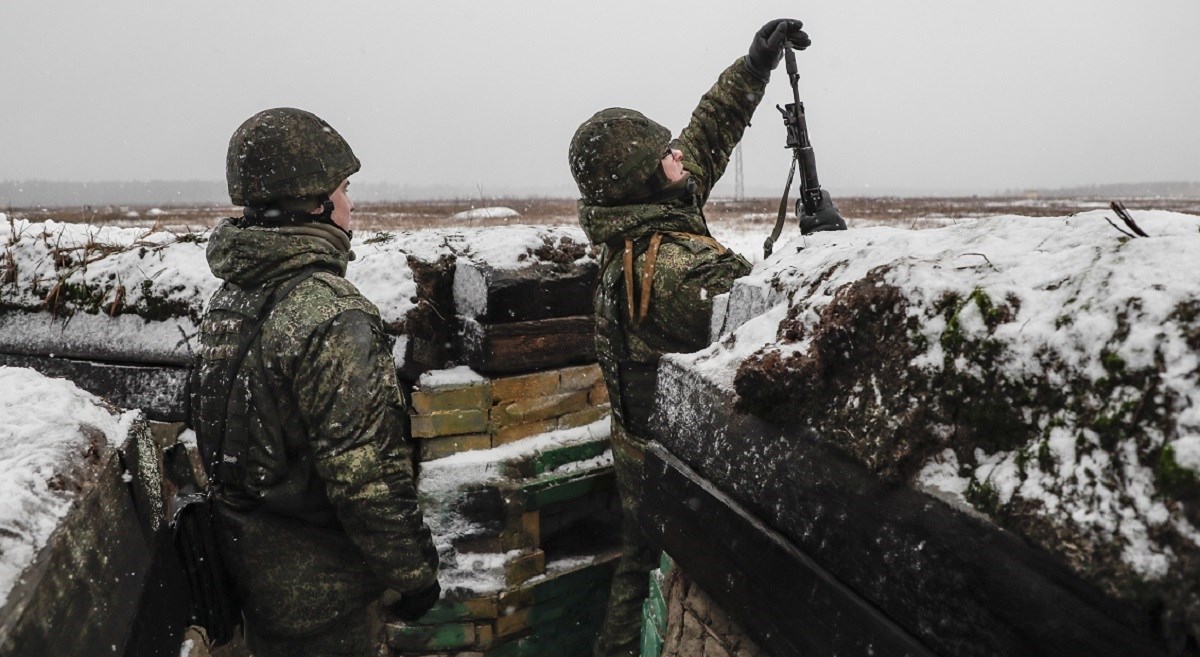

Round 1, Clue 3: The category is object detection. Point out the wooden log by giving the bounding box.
[460,316,596,375]
[454,261,597,325]
[642,443,936,657]
[0,354,188,422]
[0,312,196,366]
[649,362,1175,657]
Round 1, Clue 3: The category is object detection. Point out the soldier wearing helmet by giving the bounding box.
[569,20,810,657]
[190,107,440,656]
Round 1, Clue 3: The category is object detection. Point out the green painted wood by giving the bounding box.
[534,438,611,475]
[528,556,618,605]
[385,621,475,651]
[520,469,614,511]
[414,596,499,625]
[658,551,673,575]
[645,569,666,636]
[640,597,664,657]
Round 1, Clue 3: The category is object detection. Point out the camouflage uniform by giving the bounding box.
[571,58,766,657]
[193,218,439,657]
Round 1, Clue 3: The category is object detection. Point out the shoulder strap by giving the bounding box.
[210,267,319,487]
[623,231,728,329]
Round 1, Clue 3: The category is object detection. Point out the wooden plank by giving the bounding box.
[0,353,187,421]
[0,312,195,366]
[534,439,611,475]
[385,620,477,651]
[641,443,936,657]
[460,316,596,375]
[520,469,615,511]
[649,365,1175,657]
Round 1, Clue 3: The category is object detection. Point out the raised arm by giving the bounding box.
[677,19,810,204]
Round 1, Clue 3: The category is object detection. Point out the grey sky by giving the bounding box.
[2,0,1197,197]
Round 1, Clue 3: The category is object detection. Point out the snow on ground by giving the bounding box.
[0,367,141,607]
[449,207,520,221]
[0,219,214,319]
[1,220,594,365]
[6,208,1198,597]
[704,210,1200,389]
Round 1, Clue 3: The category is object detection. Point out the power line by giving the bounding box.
[734,143,745,202]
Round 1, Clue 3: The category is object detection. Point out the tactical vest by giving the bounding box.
[188,268,335,520]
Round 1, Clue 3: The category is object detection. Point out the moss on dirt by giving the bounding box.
[733,265,1200,643]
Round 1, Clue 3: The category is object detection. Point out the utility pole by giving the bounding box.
[734,143,745,202]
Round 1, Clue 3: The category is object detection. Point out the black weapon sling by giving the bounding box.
[172,267,319,646]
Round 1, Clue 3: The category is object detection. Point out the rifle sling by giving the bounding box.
[765,155,798,259]
[622,231,726,329]
[636,233,663,328]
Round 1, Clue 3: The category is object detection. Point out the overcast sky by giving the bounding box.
[2,1,1197,198]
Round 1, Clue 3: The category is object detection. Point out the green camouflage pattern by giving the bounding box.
[569,108,672,207]
[592,421,661,657]
[227,107,361,207]
[576,58,762,657]
[196,220,437,651]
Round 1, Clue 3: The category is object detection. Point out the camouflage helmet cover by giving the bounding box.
[226,107,361,207]
[569,108,672,206]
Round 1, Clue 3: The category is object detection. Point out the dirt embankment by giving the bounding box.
[724,213,1200,646]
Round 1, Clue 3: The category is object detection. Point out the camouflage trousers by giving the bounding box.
[214,503,388,657]
[594,421,659,657]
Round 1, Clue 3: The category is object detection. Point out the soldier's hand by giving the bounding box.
[745,19,810,80]
[389,581,441,622]
[797,190,848,235]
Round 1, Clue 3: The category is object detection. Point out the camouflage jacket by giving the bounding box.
[579,58,761,444]
[193,220,438,596]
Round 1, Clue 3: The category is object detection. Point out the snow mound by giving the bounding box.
[0,366,140,607]
[670,210,1200,617]
[450,207,520,221]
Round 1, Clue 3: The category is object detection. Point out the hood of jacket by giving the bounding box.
[577,196,710,248]
[206,219,350,288]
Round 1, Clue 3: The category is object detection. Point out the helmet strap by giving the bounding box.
[315,197,353,240]
[238,195,350,239]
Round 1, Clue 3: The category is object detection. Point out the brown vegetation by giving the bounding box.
[8,195,1198,231]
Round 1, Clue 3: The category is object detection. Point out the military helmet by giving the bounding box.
[569,108,672,206]
[226,107,361,207]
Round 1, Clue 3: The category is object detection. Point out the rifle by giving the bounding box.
[764,43,845,259]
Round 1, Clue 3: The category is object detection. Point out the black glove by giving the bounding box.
[797,190,847,235]
[745,19,811,80]
[389,581,441,622]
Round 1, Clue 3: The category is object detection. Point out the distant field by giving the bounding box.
[5,195,1199,232]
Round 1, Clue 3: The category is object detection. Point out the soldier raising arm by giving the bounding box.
[568,19,810,657]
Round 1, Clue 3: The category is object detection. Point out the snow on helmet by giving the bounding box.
[226,107,361,207]
[569,108,672,206]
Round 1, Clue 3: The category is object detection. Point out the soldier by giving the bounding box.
[568,19,811,657]
[189,107,440,657]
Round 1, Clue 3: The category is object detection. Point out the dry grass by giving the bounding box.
[6,195,1199,231]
